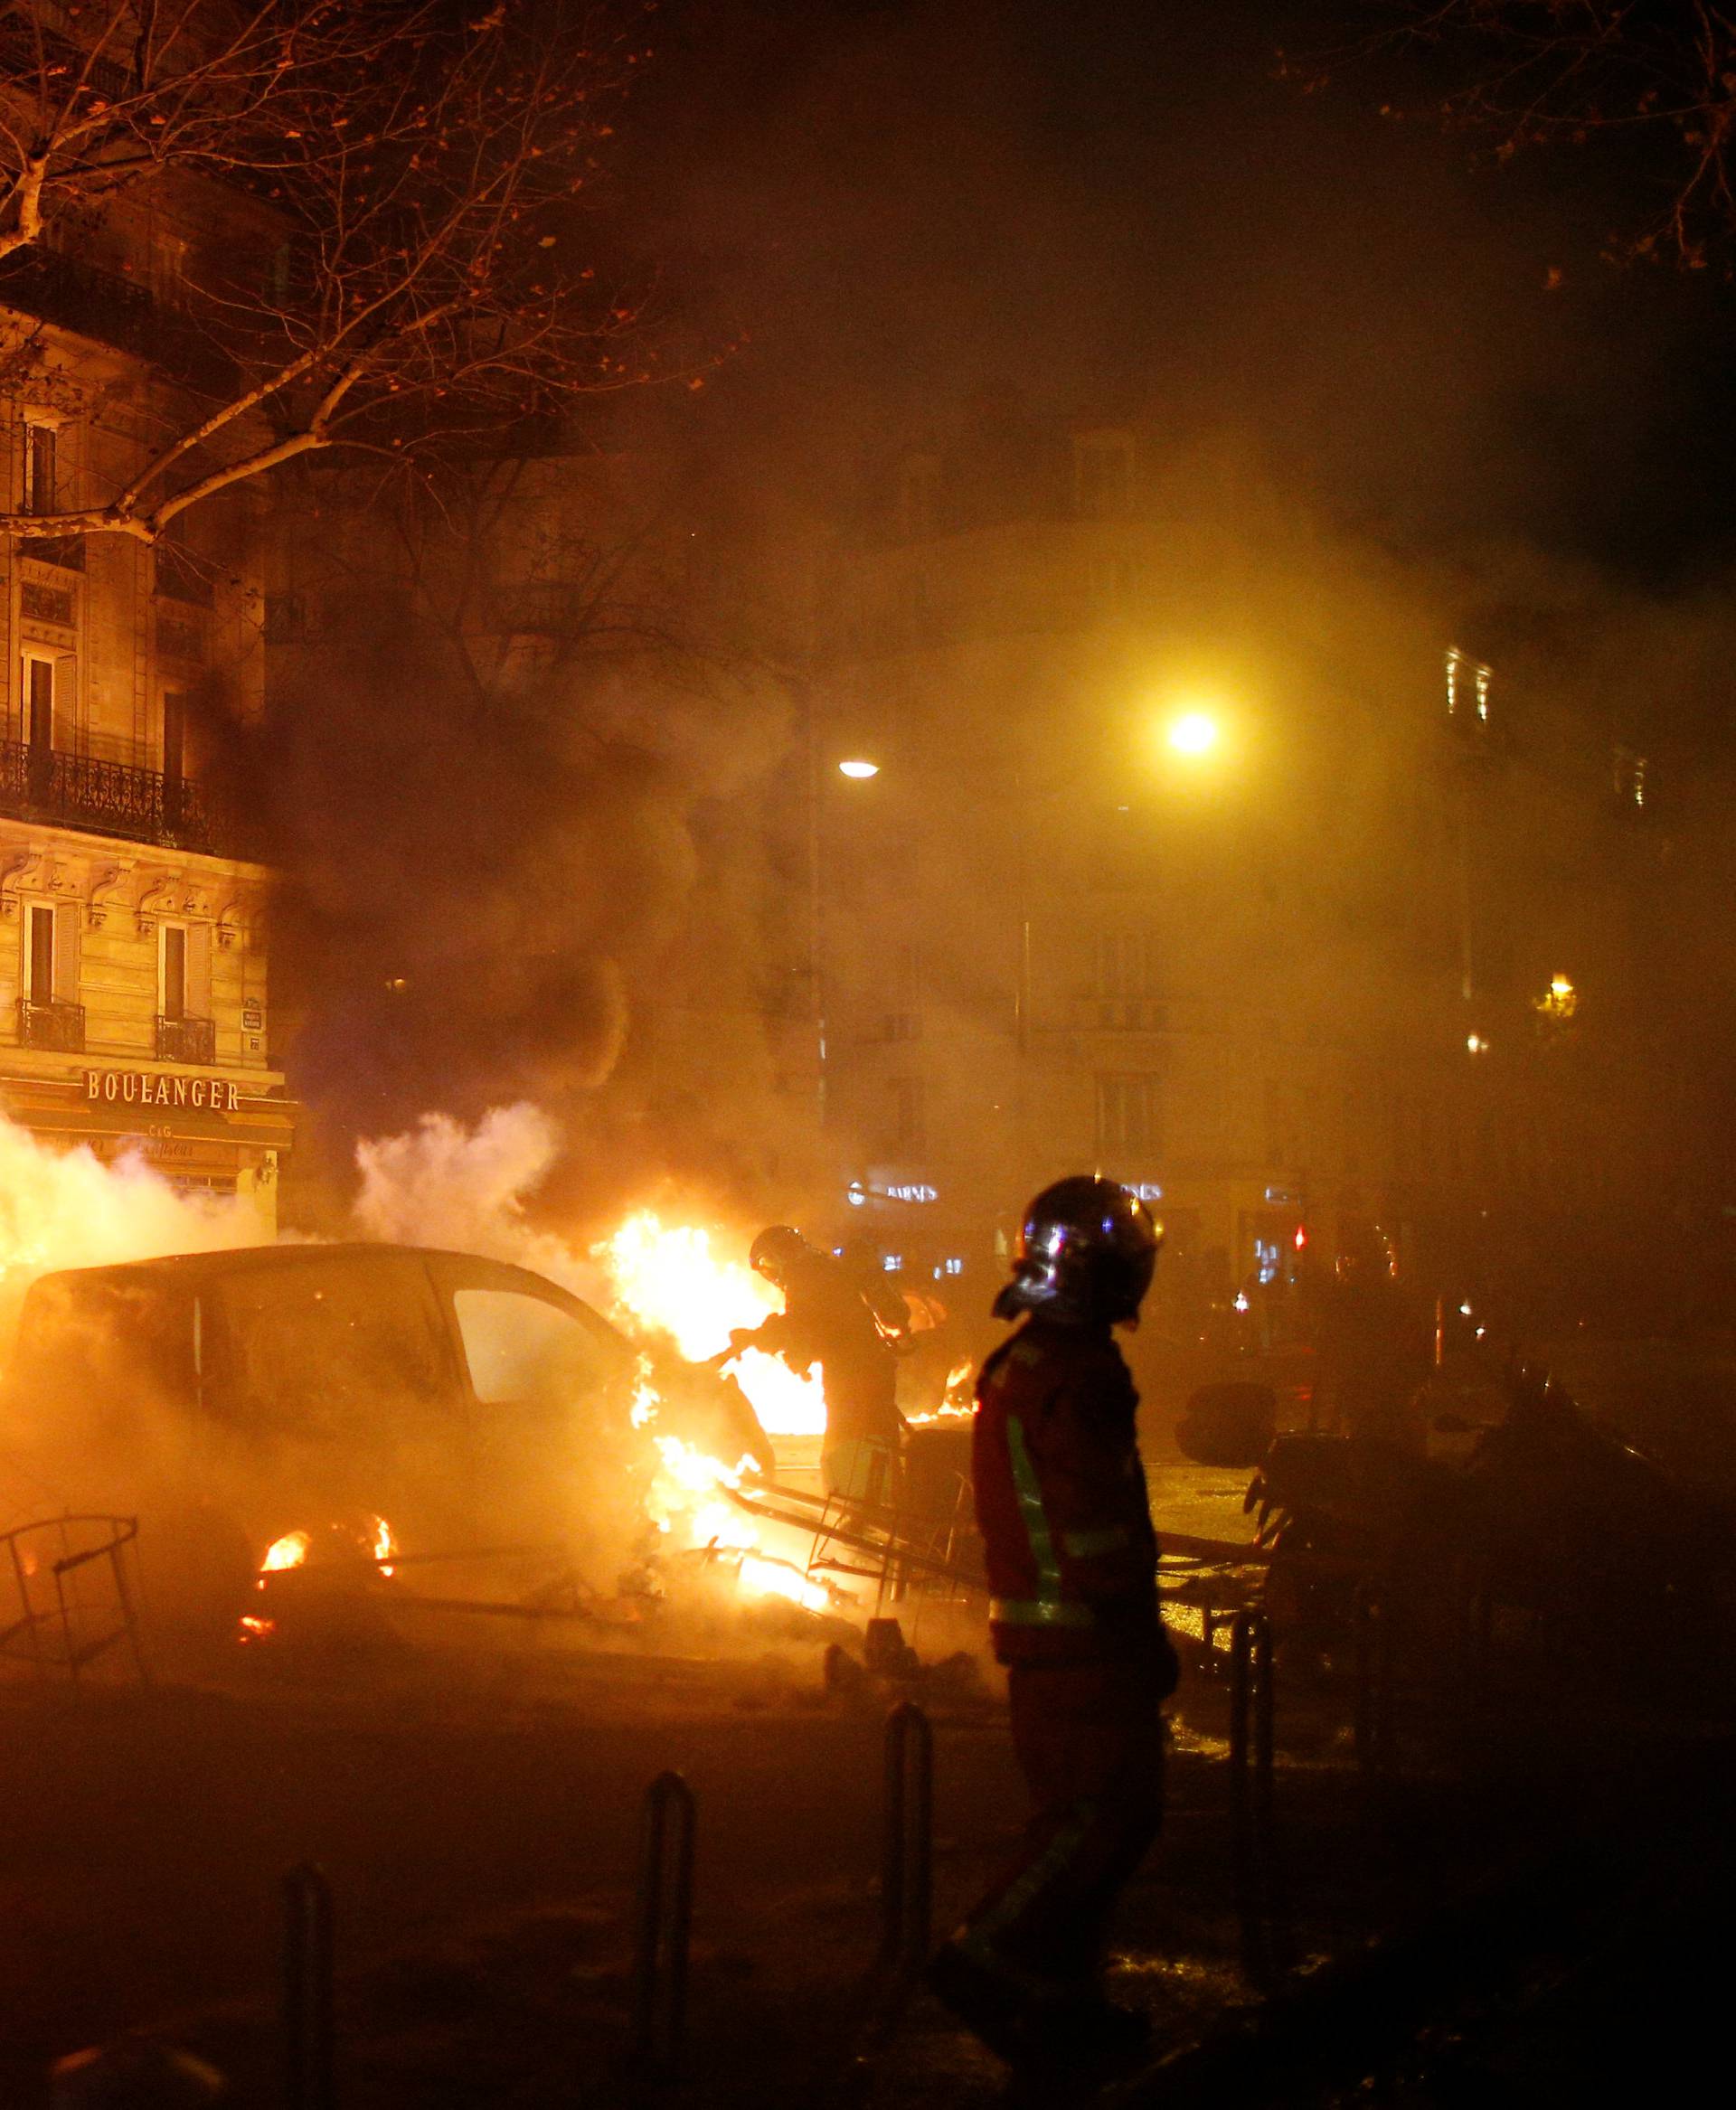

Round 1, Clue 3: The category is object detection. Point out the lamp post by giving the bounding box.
[806,711,880,1134]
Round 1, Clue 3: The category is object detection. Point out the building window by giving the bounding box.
[156,922,213,1060]
[886,1074,925,1150]
[26,902,55,1000]
[23,423,56,514]
[18,900,81,1047]
[1095,1073,1159,1152]
[155,538,214,608]
[161,924,188,1021]
[24,655,57,751]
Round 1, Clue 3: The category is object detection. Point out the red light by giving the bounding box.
[1293,1225,1308,1250]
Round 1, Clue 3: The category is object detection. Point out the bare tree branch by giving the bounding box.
[1338,3,1736,266]
[0,0,703,542]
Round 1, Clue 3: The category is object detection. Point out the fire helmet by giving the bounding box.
[993,1176,1162,1326]
[750,1224,813,1287]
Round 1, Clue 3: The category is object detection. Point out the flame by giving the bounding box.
[594,1210,828,1437]
[261,1530,312,1573]
[628,1363,837,1616]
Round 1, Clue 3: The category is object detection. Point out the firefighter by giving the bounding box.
[731,1225,902,1500]
[927,1175,1176,2083]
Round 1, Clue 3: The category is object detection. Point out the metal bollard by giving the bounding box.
[282,1862,335,2110]
[1354,1578,1392,1776]
[630,1771,696,2077]
[878,1700,933,1978]
[1229,1609,1275,1834]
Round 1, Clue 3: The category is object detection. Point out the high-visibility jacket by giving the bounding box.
[972,1317,1166,1666]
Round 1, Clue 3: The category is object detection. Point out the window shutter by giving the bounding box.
[188,923,213,1017]
[52,901,81,1004]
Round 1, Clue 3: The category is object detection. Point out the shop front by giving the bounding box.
[2,1063,296,1231]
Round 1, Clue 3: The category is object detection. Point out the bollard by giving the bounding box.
[1230,1607,1282,1983]
[878,1700,933,1979]
[630,1771,696,2078]
[282,1863,335,2110]
[1229,1609,1275,1840]
[1354,1578,1392,1776]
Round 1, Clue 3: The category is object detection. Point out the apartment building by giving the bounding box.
[0,189,293,1223]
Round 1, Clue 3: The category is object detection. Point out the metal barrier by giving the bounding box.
[283,1863,335,2110]
[0,1514,148,1683]
[878,1701,933,1979]
[631,1772,696,2077]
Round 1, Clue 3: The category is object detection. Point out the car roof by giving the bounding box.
[25,1245,627,1346]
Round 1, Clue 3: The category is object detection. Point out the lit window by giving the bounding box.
[1444,647,1492,724]
[943,1257,964,1276]
[882,1254,903,1274]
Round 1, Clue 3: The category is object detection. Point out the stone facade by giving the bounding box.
[1,199,292,1226]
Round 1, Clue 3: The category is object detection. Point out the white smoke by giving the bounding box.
[0,1115,259,1349]
[351,1102,609,1302]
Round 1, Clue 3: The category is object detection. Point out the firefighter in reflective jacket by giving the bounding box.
[928,1175,1176,2080]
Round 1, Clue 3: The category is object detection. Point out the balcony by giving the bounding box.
[0,249,232,391]
[15,998,85,1053]
[0,742,254,861]
[156,1015,216,1065]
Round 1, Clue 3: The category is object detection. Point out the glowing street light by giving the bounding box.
[1165,711,1220,758]
[1467,1032,1489,1057]
[838,758,880,779]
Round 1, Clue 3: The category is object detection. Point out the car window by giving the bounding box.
[216,1256,450,1441]
[453,1288,616,1408]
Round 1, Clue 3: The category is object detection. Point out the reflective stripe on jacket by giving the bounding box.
[971,1318,1160,1663]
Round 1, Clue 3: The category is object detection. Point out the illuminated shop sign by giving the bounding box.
[847,1179,939,1206]
[1128,1182,1163,1204]
[84,1070,243,1113]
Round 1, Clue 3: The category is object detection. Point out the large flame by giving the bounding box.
[596,1211,829,1438]
[633,1367,833,1616]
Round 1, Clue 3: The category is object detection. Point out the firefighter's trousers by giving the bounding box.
[958,1655,1165,1992]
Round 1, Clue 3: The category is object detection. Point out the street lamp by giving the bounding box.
[1166,710,1221,758]
[809,746,882,1131]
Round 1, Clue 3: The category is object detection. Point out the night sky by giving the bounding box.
[625,0,1736,591]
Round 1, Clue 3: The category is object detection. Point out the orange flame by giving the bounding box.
[595,1210,828,1437]
[261,1529,311,1573]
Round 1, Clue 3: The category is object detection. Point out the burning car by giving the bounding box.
[0,1242,771,1644]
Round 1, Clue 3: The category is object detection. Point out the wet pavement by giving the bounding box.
[4,1455,1731,2105]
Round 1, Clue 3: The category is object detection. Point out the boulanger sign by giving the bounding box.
[83,1069,244,1113]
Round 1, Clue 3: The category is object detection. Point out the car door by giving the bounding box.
[427,1256,641,1567]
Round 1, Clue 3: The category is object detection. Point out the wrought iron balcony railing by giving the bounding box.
[15,998,86,1053]
[0,249,233,392]
[156,1015,216,1065]
[0,741,253,861]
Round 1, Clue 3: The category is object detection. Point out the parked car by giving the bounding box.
[0,1242,766,1644]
